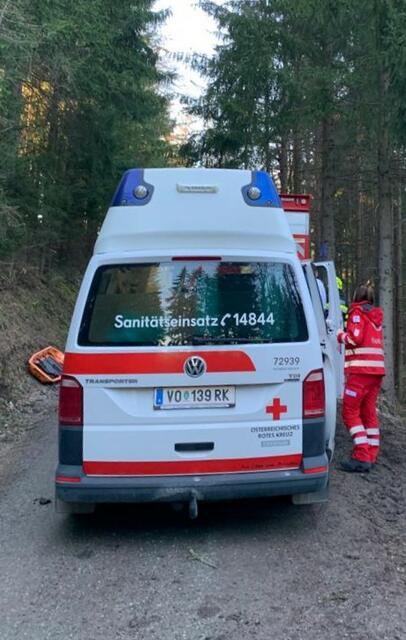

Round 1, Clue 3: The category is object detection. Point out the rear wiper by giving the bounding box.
[189,336,269,345]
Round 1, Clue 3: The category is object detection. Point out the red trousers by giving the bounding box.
[342,374,383,463]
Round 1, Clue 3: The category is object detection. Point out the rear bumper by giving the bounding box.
[55,454,329,504]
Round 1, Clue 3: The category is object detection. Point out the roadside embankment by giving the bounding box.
[0,269,79,451]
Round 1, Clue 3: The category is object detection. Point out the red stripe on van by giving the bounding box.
[83,455,302,476]
[63,351,256,375]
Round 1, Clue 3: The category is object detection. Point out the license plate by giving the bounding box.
[154,386,235,410]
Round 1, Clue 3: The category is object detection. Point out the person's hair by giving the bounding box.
[353,283,374,305]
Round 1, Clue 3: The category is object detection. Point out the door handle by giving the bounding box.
[175,442,214,453]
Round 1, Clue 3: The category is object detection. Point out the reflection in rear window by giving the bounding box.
[78,261,308,346]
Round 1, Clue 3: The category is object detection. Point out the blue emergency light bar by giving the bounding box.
[242,171,281,208]
[110,169,281,208]
[111,169,154,206]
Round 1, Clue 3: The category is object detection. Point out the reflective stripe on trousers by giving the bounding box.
[347,424,370,462]
[366,427,380,447]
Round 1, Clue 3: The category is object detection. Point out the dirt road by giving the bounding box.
[0,404,405,640]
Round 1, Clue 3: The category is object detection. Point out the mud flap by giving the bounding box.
[291,485,329,505]
[55,497,96,515]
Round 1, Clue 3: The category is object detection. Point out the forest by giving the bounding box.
[1,0,406,401]
[0,0,173,274]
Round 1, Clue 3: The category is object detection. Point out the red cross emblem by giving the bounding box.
[266,398,288,420]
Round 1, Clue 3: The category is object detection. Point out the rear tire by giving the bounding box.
[55,498,95,515]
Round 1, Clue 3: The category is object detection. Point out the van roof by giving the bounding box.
[94,168,297,255]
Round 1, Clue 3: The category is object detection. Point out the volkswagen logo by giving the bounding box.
[184,356,206,378]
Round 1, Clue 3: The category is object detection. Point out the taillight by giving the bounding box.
[303,369,325,418]
[59,375,83,426]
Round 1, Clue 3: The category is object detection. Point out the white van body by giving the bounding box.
[56,169,339,514]
[280,193,311,260]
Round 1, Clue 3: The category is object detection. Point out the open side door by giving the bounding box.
[313,261,345,399]
[302,262,337,459]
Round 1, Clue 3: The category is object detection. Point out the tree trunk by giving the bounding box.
[292,126,301,192]
[263,86,273,173]
[393,192,401,398]
[377,68,395,399]
[319,115,336,260]
[399,175,406,403]
[278,136,288,192]
[354,149,365,284]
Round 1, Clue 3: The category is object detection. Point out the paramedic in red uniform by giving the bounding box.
[337,284,385,472]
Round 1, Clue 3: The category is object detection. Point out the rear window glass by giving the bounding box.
[78,261,308,346]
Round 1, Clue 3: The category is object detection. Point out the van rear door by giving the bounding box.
[302,262,337,456]
[313,261,344,398]
[66,257,323,477]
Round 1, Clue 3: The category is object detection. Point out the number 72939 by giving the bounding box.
[274,357,300,366]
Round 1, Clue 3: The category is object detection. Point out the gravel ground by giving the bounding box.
[0,398,405,640]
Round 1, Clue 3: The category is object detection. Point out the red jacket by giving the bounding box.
[337,302,385,376]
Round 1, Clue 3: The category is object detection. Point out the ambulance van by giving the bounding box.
[56,168,343,515]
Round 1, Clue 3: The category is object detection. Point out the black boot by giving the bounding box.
[340,459,371,473]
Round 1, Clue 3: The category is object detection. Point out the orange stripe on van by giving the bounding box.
[83,455,302,476]
[63,351,256,375]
